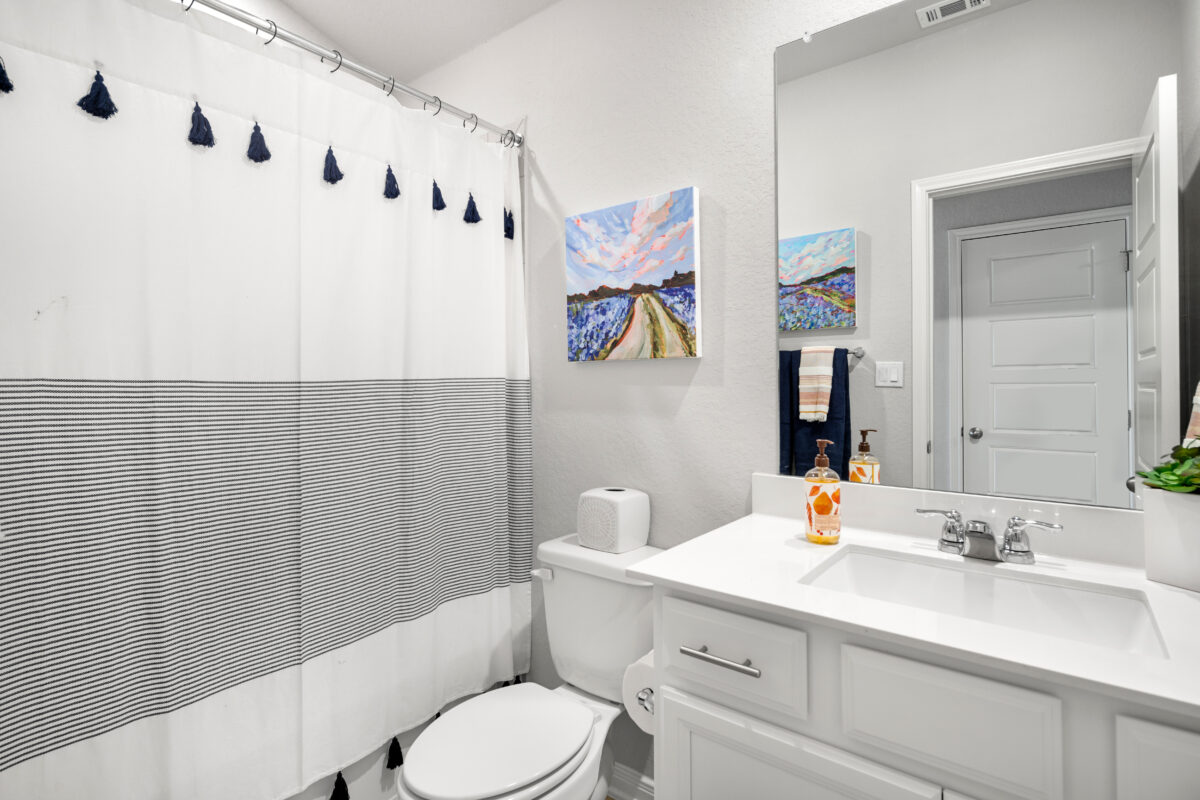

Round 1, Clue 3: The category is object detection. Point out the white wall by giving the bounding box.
[414,0,899,777]
[777,0,1181,486]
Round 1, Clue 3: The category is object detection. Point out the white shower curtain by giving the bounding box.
[0,1,530,798]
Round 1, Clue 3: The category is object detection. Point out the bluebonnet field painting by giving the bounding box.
[566,187,700,360]
[778,227,857,330]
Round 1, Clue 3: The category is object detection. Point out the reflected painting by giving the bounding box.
[778,227,857,330]
[566,187,700,361]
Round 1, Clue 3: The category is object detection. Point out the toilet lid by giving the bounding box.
[403,683,595,800]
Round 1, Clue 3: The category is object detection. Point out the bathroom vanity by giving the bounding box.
[628,474,1200,800]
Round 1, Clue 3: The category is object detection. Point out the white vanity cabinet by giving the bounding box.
[650,589,1200,800]
[658,686,942,800]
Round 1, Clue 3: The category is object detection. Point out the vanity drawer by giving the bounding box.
[841,645,1063,800]
[661,596,807,718]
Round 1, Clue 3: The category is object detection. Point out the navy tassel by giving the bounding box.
[77,71,117,119]
[386,737,404,769]
[329,771,349,800]
[504,209,515,240]
[384,165,400,199]
[247,123,271,162]
[463,193,482,223]
[432,180,446,211]
[324,146,344,184]
[0,57,13,94]
[188,102,215,147]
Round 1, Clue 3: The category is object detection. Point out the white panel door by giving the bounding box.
[1132,74,1181,477]
[961,219,1131,506]
[656,686,941,800]
[1116,716,1200,800]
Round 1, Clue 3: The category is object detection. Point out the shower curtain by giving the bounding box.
[0,1,530,798]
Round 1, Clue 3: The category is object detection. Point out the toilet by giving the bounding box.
[395,533,662,800]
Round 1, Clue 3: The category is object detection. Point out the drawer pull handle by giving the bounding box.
[679,644,762,678]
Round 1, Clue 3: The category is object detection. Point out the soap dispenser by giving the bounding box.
[804,438,841,545]
[849,428,880,484]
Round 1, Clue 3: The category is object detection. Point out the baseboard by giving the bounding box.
[608,763,654,800]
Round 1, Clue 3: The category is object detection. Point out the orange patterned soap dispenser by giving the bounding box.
[804,438,841,545]
[849,428,880,484]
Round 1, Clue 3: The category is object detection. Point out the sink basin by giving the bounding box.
[800,546,1167,658]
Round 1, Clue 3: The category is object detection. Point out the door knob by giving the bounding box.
[1127,476,1137,493]
[968,427,983,440]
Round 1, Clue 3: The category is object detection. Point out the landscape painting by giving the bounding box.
[565,187,700,361]
[778,227,857,330]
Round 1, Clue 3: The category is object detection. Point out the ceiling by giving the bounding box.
[280,0,560,82]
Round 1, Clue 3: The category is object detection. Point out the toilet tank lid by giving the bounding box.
[536,534,663,585]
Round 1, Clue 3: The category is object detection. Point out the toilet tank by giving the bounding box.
[536,534,663,702]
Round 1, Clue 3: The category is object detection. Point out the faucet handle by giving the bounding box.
[1002,516,1062,564]
[916,508,965,553]
[1005,516,1063,535]
[915,508,962,524]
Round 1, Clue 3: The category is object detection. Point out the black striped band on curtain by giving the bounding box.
[0,378,532,771]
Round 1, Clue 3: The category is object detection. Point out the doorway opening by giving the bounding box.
[943,206,1135,507]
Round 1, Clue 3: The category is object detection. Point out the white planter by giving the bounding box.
[1143,488,1200,593]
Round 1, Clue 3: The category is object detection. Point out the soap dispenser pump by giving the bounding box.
[849,428,880,484]
[804,439,841,545]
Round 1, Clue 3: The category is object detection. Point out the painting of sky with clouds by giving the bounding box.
[565,188,699,361]
[566,188,695,294]
[778,227,856,331]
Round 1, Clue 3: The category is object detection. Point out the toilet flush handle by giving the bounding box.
[530,567,554,582]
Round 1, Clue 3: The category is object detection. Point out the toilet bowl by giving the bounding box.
[394,534,662,800]
[395,684,620,800]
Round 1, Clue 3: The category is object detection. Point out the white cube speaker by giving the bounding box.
[576,487,650,553]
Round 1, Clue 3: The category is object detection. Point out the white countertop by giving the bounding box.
[627,512,1200,718]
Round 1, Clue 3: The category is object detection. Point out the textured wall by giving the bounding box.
[414,0,896,778]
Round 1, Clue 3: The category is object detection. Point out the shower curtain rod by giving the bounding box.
[183,0,523,147]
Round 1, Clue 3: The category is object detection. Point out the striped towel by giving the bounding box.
[798,346,837,422]
[1186,380,1200,444]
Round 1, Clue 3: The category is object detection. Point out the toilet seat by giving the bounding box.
[400,683,596,800]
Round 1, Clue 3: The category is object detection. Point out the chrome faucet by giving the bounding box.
[915,508,964,554]
[1001,515,1063,564]
[915,509,1062,564]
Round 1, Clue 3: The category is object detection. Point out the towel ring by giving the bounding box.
[463,113,478,133]
[262,20,278,45]
[384,76,396,97]
[424,96,442,116]
[325,50,343,73]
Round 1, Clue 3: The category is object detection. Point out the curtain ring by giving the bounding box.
[325,50,343,73]
[385,77,396,97]
[262,20,278,45]
[502,130,516,148]
[182,0,196,10]
[463,113,478,134]
[424,96,442,116]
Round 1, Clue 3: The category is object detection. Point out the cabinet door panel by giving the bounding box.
[658,686,940,800]
[1116,716,1200,799]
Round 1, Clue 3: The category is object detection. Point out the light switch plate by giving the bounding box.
[875,361,904,388]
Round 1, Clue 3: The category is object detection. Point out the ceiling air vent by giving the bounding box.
[917,0,990,29]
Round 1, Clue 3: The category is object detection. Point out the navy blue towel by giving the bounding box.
[779,348,852,477]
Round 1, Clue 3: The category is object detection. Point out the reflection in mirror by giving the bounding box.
[775,0,1195,509]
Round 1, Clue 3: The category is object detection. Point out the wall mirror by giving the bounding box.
[775,0,1190,509]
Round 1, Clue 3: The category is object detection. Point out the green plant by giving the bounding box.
[1138,444,1200,493]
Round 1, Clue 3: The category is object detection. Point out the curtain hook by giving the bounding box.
[262,20,278,45]
[181,0,196,10]
[424,96,442,116]
[323,50,343,73]
[384,76,396,97]
[463,113,478,134]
